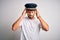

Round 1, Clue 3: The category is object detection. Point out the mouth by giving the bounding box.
[28,15,32,17]
[28,15,34,19]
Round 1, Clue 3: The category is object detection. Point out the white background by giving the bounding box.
[0,0,60,40]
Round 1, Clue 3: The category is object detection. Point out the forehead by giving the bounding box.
[26,10,35,12]
[26,9,35,12]
[26,9,36,11]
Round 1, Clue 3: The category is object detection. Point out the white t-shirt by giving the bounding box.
[20,17,42,40]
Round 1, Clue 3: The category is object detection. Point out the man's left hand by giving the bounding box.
[36,9,40,19]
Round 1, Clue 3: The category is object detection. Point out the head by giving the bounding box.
[26,9,36,19]
[25,3,37,19]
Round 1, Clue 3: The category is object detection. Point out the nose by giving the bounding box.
[30,13,33,15]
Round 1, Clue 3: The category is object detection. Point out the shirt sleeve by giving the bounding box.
[39,22,42,28]
[37,19,42,28]
[19,19,24,28]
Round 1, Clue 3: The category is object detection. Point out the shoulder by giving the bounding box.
[34,18,39,22]
[23,17,28,20]
[34,18,42,25]
[22,17,28,22]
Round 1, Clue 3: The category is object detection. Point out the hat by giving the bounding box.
[25,3,37,10]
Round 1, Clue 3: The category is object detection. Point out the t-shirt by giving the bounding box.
[20,17,42,40]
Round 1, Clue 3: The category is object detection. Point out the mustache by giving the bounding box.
[28,15,34,16]
[28,15,32,16]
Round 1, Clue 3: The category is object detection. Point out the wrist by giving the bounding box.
[21,15,25,18]
[37,16,41,19]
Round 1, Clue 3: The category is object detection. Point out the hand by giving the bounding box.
[36,9,40,19]
[22,8,26,16]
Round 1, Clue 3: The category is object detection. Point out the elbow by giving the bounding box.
[12,27,15,31]
[42,26,49,31]
[12,25,16,31]
[45,28,49,31]
[45,26,49,31]
[44,24,49,31]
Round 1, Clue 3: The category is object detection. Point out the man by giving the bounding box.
[12,3,49,40]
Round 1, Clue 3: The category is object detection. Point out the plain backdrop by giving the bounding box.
[0,0,60,40]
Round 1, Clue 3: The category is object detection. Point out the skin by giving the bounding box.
[26,9,35,19]
[12,8,49,31]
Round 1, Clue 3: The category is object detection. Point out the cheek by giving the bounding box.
[27,13,30,16]
[32,12,35,15]
[31,13,35,15]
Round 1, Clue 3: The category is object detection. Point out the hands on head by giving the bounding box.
[22,8,26,16]
[36,9,40,19]
[22,8,40,19]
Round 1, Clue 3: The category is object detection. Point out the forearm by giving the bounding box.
[12,9,26,31]
[38,16,49,31]
[12,15,24,31]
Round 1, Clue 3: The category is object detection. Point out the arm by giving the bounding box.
[12,9,26,31]
[36,9,49,31]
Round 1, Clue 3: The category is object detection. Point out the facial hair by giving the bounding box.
[28,15,34,19]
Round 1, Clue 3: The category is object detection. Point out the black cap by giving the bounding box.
[25,3,37,10]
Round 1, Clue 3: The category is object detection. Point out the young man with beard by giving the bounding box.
[12,3,49,40]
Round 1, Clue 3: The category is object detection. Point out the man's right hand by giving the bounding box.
[22,8,26,17]
[12,9,26,31]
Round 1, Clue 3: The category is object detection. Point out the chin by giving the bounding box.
[28,16,34,19]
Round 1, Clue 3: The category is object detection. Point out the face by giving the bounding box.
[26,10,35,19]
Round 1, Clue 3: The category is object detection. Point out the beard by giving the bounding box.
[28,15,34,19]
